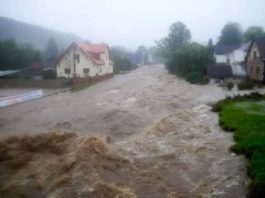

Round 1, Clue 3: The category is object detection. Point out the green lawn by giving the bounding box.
[217,97,265,197]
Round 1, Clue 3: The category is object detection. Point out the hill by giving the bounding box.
[0,16,83,51]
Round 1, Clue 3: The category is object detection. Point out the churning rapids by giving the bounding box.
[0,65,247,197]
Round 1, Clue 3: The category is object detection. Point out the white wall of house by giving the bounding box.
[215,53,227,63]
[214,49,246,64]
[56,46,113,78]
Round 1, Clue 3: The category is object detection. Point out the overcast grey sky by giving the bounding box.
[0,0,264,49]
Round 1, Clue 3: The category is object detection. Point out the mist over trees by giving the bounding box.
[218,22,243,45]
[0,17,81,51]
[156,22,191,59]
[0,39,41,70]
[45,37,59,61]
[110,47,137,73]
[244,26,265,42]
[157,21,214,84]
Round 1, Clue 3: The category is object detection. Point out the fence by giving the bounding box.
[0,79,70,88]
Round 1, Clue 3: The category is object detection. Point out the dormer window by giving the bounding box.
[254,51,257,59]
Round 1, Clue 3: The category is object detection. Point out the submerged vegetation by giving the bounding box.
[213,93,265,197]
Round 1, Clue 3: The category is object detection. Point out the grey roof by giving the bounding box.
[255,37,265,59]
[206,63,233,79]
[214,42,251,55]
[246,37,265,60]
[214,44,241,55]
[0,70,20,77]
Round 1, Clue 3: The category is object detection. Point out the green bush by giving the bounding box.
[42,69,56,79]
[238,80,255,90]
[201,76,209,84]
[186,72,202,84]
[227,82,234,90]
[214,93,265,197]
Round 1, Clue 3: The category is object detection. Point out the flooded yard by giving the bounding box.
[0,65,247,197]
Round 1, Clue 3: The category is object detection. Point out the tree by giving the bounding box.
[167,42,215,83]
[136,45,147,65]
[110,47,136,73]
[244,26,265,42]
[0,39,41,70]
[207,38,214,48]
[46,37,59,61]
[156,21,191,59]
[218,22,243,45]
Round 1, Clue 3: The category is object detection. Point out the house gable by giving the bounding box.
[56,42,113,78]
[246,38,265,82]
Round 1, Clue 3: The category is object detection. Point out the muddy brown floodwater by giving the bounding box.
[0,65,247,197]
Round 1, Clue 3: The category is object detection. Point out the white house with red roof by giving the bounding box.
[56,42,113,78]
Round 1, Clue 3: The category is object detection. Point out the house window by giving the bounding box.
[254,51,257,59]
[74,54,80,63]
[64,68,71,74]
[100,68,102,73]
[83,68,90,74]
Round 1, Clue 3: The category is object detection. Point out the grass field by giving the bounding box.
[215,94,265,197]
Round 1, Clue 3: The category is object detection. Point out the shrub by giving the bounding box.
[238,80,255,90]
[201,76,209,84]
[186,72,202,84]
[227,82,234,90]
[42,69,56,79]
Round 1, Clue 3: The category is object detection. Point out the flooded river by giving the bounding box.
[0,65,247,197]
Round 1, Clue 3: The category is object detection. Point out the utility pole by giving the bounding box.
[73,45,76,78]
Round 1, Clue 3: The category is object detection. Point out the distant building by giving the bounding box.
[246,37,265,82]
[56,42,113,78]
[214,43,250,64]
[209,43,250,79]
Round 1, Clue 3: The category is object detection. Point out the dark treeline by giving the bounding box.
[110,47,138,73]
[0,39,41,70]
[218,23,265,45]
[157,21,265,84]
[156,22,214,84]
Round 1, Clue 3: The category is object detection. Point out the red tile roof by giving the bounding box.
[56,42,112,66]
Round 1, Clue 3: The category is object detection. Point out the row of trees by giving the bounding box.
[157,22,214,84]
[0,37,60,71]
[0,39,41,70]
[110,47,137,73]
[218,23,265,45]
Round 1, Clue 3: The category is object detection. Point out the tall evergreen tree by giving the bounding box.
[46,37,59,61]
[207,38,214,48]
[218,22,243,45]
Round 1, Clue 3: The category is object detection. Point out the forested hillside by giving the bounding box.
[0,16,82,51]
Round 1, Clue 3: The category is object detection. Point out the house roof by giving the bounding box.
[214,44,241,55]
[206,63,233,79]
[254,37,265,59]
[56,42,112,65]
